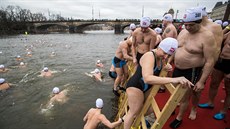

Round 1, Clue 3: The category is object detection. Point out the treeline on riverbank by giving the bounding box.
[0,5,66,35]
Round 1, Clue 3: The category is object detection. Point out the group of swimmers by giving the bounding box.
[83,5,230,129]
[0,39,70,113]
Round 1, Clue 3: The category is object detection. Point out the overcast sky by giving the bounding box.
[1,0,227,20]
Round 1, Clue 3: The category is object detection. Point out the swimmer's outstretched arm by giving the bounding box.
[85,72,93,77]
[99,114,122,128]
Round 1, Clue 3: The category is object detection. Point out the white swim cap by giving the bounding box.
[0,78,5,84]
[27,52,31,55]
[223,21,229,27]
[17,55,21,58]
[43,67,49,72]
[154,27,162,34]
[96,98,103,108]
[195,6,207,16]
[183,8,202,23]
[159,37,178,55]
[52,87,60,94]
[0,64,5,69]
[163,14,173,22]
[130,23,136,30]
[94,68,100,74]
[97,60,101,63]
[140,17,151,27]
[214,20,222,25]
[20,62,24,66]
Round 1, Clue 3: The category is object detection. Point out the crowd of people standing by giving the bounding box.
[83,5,230,129]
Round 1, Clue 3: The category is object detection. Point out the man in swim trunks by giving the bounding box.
[124,38,194,129]
[112,37,133,96]
[132,17,157,66]
[169,8,216,128]
[83,98,123,129]
[197,6,223,61]
[198,28,230,120]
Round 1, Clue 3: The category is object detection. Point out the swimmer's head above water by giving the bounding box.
[52,87,60,94]
[0,64,5,69]
[20,62,25,66]
[0,78,5,84]
[96,98,103,109]
[43,67,49,72]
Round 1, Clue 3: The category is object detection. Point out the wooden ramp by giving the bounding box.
[115,70,188,129]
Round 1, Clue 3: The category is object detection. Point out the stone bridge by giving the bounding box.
[26,19,162,34]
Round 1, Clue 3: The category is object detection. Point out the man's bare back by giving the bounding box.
[115,38,133,61]
[83,98,122,129]
[221,32,230,59]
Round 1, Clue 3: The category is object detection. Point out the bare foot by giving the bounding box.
[189,108,197,120]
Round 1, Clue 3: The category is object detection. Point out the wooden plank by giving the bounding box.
[165,83,175,94]
[151,98,160,118]
[141,116,147,129]
[151,85,188,129]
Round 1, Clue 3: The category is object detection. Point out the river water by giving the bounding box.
[0,31,129,129]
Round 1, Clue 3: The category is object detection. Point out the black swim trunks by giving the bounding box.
[173,67,203,84]
[109,71,117,79]
[112,56,126,68]
[214,58,230,74]
[136,52,144,64]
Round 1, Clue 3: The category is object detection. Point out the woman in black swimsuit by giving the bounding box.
[123,37,194,129]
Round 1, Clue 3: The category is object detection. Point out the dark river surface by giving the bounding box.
[0,30,129,129]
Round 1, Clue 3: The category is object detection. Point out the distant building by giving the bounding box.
[210,0,230,21]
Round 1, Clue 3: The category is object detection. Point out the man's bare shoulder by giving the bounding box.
[133,28,141,35]
[206,22,222,34]
[202,27,215,38]
[169,24,177,29]
[87,108,97,114]
[149,28,157,36]
[177,29,188,39]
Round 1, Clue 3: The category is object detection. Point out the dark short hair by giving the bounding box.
[183,19,202,24]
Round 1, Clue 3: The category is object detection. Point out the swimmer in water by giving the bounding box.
[50,51,56,57]
[96,60,104,68]
[83,98,123,129]
[41,87,68,113]
[0,64,9,73]
[0,78,10,91]
[16,55,23,61]
[85,68,103,82]
[26,52,32,57]
[40,67,52,77]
